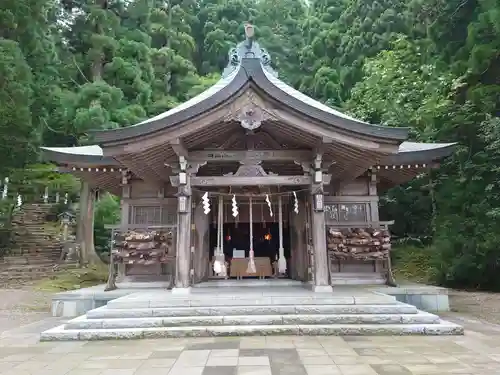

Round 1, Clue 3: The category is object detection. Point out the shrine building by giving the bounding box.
[41,25,455,293]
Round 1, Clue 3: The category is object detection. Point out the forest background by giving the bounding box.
[1,0,499,291]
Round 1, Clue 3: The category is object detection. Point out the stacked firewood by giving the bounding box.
[112,230,175,265]
[327,227,391,260]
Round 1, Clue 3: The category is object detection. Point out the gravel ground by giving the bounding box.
[448,289,500,324]
[0,288,52,334]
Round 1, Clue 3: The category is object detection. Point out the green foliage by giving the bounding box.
[391,245,437,284]
[0,199,14,258]
[93,193,120,257]
[9,164,80,201]
[35,265,108,292]
[0,0,500,291]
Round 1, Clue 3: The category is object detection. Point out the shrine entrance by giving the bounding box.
[206,193,294,280]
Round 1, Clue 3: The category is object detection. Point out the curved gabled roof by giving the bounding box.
[40,145,119,166]
[382,142,456,165]
[40,141,456,168]
[92,36,409,145]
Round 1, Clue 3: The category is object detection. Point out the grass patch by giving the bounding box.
[35,265,108,292]
[392,245,437,284]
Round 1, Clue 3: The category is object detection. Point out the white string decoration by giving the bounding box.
[293,191,299,214]
[2,177,8,200]
[265,194,273,217]
[202,192,210,214]
[231,194,238,217]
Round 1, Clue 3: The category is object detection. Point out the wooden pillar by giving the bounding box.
[174,181,192,293]
[368,169,380,221]
[291,197,307,281]
[369,169,383,275]
[309,192,332,292]
[117,184,130,282]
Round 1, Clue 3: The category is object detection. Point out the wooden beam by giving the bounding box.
[170,174,332,187]
[218,131,242,149]
[189,149,312,162]
[170,138,189,157]
[257,131,283,148]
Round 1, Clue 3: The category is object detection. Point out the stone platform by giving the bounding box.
[50,279,451,317]
[41,281,463,340]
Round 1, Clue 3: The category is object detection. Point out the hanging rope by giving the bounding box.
[220,196,227,277]
[213,195,226,276]
[278,195,286,273]
[246,196,256,274]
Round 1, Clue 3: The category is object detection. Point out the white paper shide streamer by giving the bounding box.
[293,191,299,214]
[202,192,210,214]
[231,194,238,217]
[265,194,273,217]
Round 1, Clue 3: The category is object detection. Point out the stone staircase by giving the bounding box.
[0,203,75,286]
[41,282,464,340]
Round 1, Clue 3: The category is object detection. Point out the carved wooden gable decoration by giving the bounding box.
[224,161,275,178]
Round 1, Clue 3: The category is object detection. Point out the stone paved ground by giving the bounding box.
[2,287,500,374]
[2,316,500,375]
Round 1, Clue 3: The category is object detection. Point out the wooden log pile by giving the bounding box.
[112,230,175,265]
[327,227,391,260]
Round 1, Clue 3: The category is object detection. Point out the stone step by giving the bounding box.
[2,257,56,265]
[331,273,386,286]
[0,272,55,280]
[40,320,465,341]
[106,294,397,309]
[0,264,56,272]
[87,304,419,319]
[66,311,440,330]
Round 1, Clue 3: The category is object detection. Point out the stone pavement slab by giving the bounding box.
[1,315,500,374]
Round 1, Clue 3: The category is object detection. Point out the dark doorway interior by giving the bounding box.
[209,222,290,267]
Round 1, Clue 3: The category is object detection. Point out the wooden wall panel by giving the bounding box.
[336,177,369,196]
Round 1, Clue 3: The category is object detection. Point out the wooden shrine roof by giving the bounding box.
[40,26,457,193]
[91,56,408,145]
[41,140,456,193]
[41,141,455,167]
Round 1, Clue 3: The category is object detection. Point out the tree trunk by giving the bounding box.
[77,180,103,266]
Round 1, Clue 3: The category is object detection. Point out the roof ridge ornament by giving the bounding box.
[222,23,278,78]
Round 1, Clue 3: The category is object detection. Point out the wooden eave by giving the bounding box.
[380,142,456,166]
[41,146,120,167]
[40,147,124,195]
[375,142,456,187]
[90,57,409,148]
